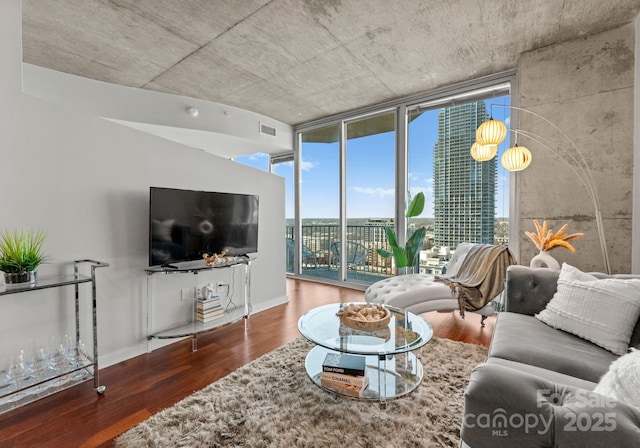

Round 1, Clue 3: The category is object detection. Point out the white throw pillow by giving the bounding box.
[594,349,640,408]
[536,263,640,355]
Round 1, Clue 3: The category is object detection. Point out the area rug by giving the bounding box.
[115,337,487,448]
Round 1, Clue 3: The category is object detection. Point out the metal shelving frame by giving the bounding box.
[0,259,109,413]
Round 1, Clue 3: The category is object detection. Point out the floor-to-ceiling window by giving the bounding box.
[345,111,396,282]
[292,74,514,286]
[234,152,270,171]
[298,125,340,279]
[407,92,510,274]
[270,153,295,274]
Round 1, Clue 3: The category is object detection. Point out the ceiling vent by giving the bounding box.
[260,123,277,137]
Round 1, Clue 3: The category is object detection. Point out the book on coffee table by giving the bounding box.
[320,375,369,398]
[322,352,366,377]
[320,371,368,387]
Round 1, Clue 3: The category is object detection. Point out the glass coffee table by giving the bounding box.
[298,303,433,404]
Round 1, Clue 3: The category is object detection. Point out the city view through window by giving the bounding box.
[238,94,511,284]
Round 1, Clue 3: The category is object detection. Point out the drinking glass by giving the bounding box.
[46,337,70,388]
[63,335,88,380]
[5,349,35,402]
[0,355,18,402]
[31,344,52,393]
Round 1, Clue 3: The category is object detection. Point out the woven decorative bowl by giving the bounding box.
[337,303,391,330]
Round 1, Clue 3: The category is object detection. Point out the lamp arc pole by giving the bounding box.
[490,104,611,274]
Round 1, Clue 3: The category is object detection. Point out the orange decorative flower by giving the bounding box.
[526,220,584,252]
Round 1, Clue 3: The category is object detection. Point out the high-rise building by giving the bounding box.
[433,102,496,248]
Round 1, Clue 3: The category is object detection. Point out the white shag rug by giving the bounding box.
[115,337,487,448]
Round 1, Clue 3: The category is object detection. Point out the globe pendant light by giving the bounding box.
[476,118,507,146]
[470,142,497,162]
[501,144,532,171]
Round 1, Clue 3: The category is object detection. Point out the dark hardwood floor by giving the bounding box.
[0,278,495,447]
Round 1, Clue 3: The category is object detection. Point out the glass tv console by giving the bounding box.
[145,257,253,351]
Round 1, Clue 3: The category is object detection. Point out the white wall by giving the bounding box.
[0,0,288,368]
[22,63,293,159]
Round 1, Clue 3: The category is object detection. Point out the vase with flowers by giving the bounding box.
[526,220,583,269]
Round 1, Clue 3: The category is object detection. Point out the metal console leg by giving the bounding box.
[75,260,109,396]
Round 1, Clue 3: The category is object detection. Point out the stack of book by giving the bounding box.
[196,295,224,323]
[320,352,369,398]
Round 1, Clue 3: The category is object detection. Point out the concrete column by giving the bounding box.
[517,23,635,273]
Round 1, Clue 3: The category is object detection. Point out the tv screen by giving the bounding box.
[149,187,259,266]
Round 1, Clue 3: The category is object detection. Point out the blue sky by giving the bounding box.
[237,97,511,220]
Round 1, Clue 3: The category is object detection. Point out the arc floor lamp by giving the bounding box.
[472,104,611,274]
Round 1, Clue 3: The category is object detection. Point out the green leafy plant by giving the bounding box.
[377,192,427,269]
[0,229,47,274]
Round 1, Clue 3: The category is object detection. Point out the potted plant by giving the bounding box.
[0,228,47,284]
[377,192,427,274]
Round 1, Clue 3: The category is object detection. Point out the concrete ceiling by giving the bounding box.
[22,0,640,127]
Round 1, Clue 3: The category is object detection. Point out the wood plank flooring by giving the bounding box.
[0,278,495,447]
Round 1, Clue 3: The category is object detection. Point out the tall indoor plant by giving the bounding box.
[377,192,426,274]
[0,228,47,284]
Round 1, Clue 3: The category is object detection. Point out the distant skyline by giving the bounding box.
[236,97,511,220]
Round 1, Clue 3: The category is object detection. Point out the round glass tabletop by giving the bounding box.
[298,303,433,356]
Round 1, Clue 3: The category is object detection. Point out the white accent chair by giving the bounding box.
[364,243,497,325]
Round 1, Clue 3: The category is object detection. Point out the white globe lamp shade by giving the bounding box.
[470,142,497,162]
[501,145,532,171]
[476,118,507,146]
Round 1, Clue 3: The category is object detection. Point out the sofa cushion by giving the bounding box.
[463,361,640,448]
[489,312,617,382]
[594,349,640,408]
[536,263,640,355]
[486,357,597,391]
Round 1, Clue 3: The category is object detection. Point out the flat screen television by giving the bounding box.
[149,187,259,266]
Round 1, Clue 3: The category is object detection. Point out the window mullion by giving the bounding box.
[396,106,408,274]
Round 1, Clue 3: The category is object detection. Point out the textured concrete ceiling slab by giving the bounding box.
[22,0,640,126]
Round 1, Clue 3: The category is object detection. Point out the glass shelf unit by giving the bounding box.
[0,274,91,295]
[145,257,253,351]
[0,260,109,414]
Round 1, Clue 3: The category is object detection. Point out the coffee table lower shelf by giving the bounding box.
[304,345,423,403]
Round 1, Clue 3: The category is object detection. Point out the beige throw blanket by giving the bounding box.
[435,244,516,317]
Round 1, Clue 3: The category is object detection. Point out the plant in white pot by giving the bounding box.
[376,192,427,274]
[0,229,47,284]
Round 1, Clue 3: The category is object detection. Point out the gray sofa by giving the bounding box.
[461,265,640,447]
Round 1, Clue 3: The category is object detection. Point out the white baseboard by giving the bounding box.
[99,294,290,368]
